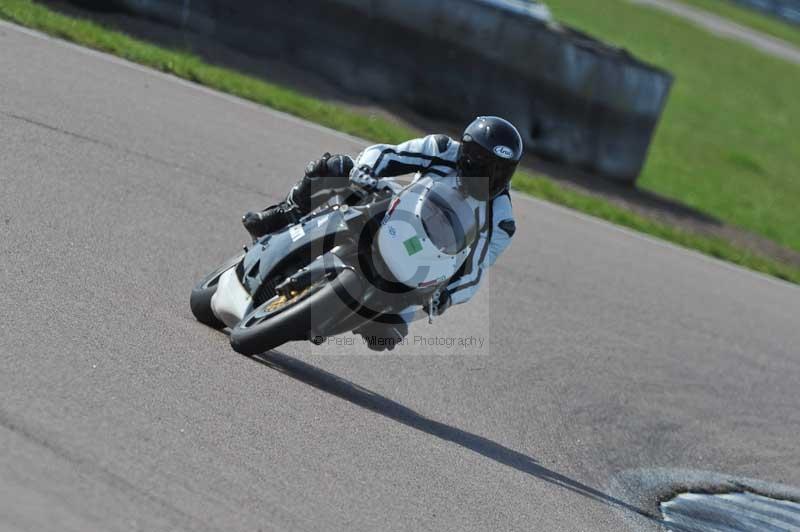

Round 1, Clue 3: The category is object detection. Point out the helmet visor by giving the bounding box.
[458,141,517,199]
[489,159,517,197]
[459,141,494,178]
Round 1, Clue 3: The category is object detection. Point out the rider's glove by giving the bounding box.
[353,320,408,352]
[350,165,380,192]
[305,152,332,178]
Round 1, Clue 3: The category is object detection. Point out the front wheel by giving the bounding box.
[230,268,364,355]
[190,252,245,329]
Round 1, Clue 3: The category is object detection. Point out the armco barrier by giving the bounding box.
[732,0,800,25]
[104,0,673,183]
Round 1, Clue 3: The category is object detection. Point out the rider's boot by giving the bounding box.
[240,172,325,239]
[242,200,301,239]
[242,153,354,239]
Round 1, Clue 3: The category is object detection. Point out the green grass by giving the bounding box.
[546,0,800,253]
[676,0,800,49]
[0,0,799,284]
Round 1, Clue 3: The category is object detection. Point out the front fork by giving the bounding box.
[273,249,350,298]
[427,290,443,324]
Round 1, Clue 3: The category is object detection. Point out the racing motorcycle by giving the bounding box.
[190,176,478,355]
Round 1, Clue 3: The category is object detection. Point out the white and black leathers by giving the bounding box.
[350,134,516,312]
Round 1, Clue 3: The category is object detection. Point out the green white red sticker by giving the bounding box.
[403,236,423,256]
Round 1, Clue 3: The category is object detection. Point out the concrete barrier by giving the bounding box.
[101,0,673,183]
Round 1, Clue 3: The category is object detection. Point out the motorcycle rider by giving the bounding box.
[242,116,521,350]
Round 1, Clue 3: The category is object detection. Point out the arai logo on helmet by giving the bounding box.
[493,145,514,159]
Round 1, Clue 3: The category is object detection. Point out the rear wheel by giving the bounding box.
[190,252,245,329]
[230,268,363,355]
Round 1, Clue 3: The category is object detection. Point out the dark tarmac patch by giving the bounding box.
[661,491,800,531]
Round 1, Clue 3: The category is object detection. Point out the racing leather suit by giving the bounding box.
[310,134,516,311]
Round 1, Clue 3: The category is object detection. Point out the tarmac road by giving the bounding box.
[1,21,799,532]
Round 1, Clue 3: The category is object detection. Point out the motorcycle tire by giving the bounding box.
[230,268,363,355]
[190,252,245,329]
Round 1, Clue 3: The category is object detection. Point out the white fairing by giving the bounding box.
[353,135,517,312]
[211,268,252,328]
[377,178,474,288]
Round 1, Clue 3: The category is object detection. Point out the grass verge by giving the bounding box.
[1,0,798,284]
[546,0,800,253]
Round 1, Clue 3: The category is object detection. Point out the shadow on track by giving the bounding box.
[249,350,666,524]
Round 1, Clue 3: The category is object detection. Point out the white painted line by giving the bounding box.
[3,18,797,293]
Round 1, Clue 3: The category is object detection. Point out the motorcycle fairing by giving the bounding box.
[376,178,475,288]
[239,205,361,296]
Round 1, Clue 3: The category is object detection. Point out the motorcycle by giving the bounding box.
[190,175,478,355]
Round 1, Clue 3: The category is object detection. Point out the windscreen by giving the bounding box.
[420,183,477,255]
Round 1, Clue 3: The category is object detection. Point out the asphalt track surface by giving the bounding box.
[1,21,799,532]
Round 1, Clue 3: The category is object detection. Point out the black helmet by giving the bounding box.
[457,116,524,200]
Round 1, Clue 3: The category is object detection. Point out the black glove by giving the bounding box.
[305,152,332,178]
[305,153,355,179]
[353,320,408,352]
